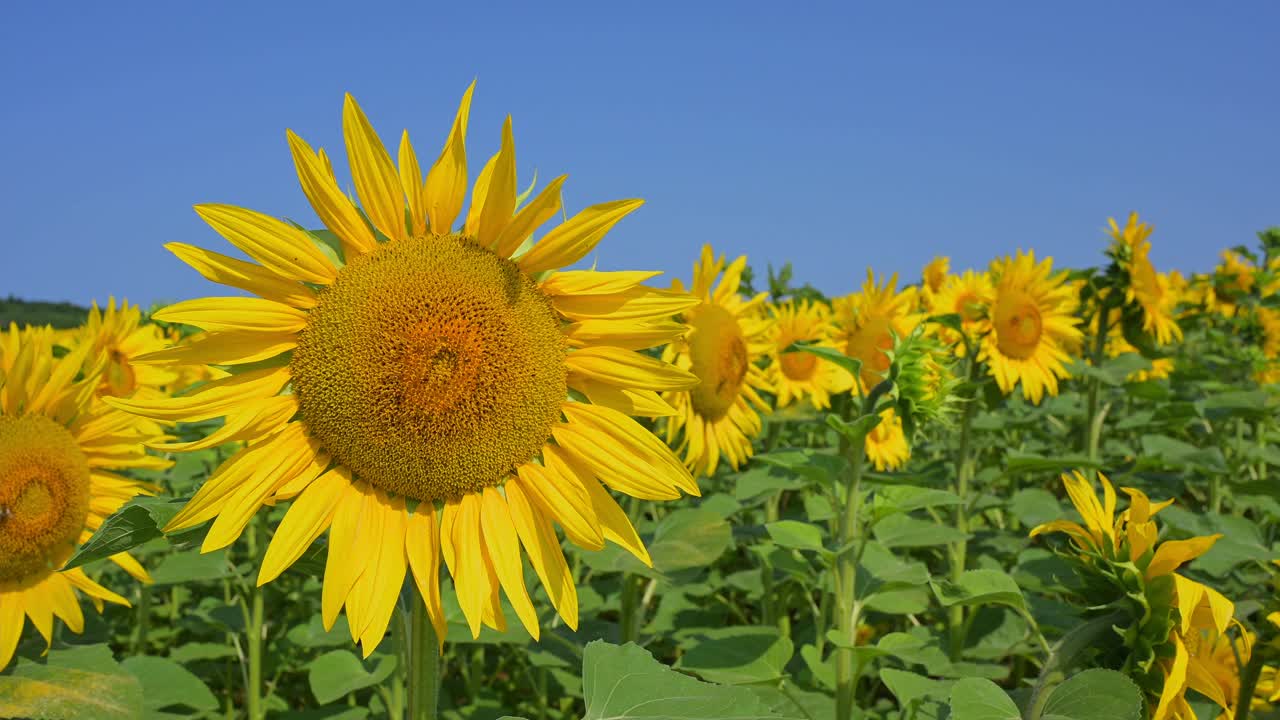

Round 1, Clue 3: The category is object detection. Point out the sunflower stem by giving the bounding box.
[948,355,979,661]
[245,519,265,720]
[407,591,441,720]
[619,496,644,644]
[132,584,151,655]
[1084,301,1110,465]
[1234,646,1265,720]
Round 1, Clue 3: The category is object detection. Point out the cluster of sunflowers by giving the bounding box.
[3,83,1279,719]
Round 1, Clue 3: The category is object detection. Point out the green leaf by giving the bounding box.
[1009,489,1063,529]
[678,626,794,685]
[765,520,828,553]
[949,678,1019,720]
[1039,669,1143,720]
[932,569,1028,613]
[787,342,862,382]
[880,668,951,707]
[649,508,733,573]
[581,641,781,718]
[1004,452,1100,474]
[0,645,144,720]
[873,514,968,548]
[121,656,217,712]
[306,650,398,705]
[148,549,231,585]
[63,496,189,570]
[733,467,808,501]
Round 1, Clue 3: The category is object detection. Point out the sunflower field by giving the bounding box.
[3,86,1280,720]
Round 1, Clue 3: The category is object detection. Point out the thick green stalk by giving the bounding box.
[834,442,866,720]
[133,585,151,654]
[1084,304,1110,462]
[619,497,644,643]
[1234,648,1264,720]
[948,374,977,661]
[245,521,264,720]
[407,594,441,720]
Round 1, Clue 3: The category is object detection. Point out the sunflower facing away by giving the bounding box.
[57,298,181,398]
[662,245,773,477]
[0,324,167,670]
[1107,213,1182,346]
[767,299,851,411]
[979,251,1082,404]
[107,86,703,655]
[834,271,922,393]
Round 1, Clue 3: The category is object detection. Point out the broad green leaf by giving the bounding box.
[306,650,398,705]
[1004,452,1099,474]
[1008,489,1063,529]
[0,645,143,720]
[873,486,962,514]
[733,467,807,501]
[932,569,1028,613]
[678,626,794,685]
[121,656,218,712]
[787,342,863,382]
[1039,669,1143,720]
[649,508,733,573]
[1139,434,1227,473]
[949,678,1019,720]
[873,514,968,548]
[581,641,780,718]
[63,496,189,570]
[766,520,828,553]
[148,549,231,585]
[880,668,951,707]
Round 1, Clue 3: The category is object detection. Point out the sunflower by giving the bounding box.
[766,299,851,410]
[1178,622,1280,720]
[863,408,908,471]
[1105,312,1174,382]
[106,87,703,654]
[0,324,167,670]
[1253,307,1280,384]
[1107,213,1182,345]
[927,269,992,354]
[834,271,922,394]
[662,245,773,477]
[58,298,181,398]
[979,251,1081,404]
[920,255,950,304]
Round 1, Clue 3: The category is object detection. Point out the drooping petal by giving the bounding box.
[516,451,604,550]
[1147,535,1223,579]
[405,503,448,647]
[505,479,578,630]
[322,481,372,630]
[104,365,290,423]
[258,467,349,585]
[559,402,699,497]
[478,487,540,639]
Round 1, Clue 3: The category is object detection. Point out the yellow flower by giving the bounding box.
[0,324,168,670]
[921,256,950,296]
[766,299,851,410]
[106,87,703,654]
[663,245,773,476]
[1219,250,1257,295]
[980,250,1082,404]
[1107,213,1182,345]
[1105,313,1174,382]
[864,408,909,471]
[927,269,993,353]
[1254,307,1280,384]
[834,271,922,393]
[57,298,181,398]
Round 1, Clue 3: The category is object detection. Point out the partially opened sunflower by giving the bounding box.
[0,324,167,670]
[1106,213,1182,346]
[107,85,702,655]
[57,298,182,398]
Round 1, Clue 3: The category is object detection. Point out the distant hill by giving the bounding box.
[0,295,90,329]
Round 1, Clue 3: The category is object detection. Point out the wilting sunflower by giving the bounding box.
[766,299,851,410]
[863,408,908,471]
[979,251,1081,404]
[1107,213,1182,345]
[662,245,773,477]
[927,269,993,354]
[106,86,702,654]
[0,324,167,670]
[834,271,922,393]
[58,298,181,398]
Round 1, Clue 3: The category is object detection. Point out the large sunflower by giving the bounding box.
[1107,213,1182,345]
[979,251,1081,404]
[662,245,773,477]
[766,299,851,410]
[834,271,922,394]
[58,298,181,398]
[106,87,702,654]
[0,324,166,670]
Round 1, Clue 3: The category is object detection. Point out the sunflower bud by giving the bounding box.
[884,325,959,436]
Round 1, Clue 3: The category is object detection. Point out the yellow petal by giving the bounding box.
[1185,654,1231,712]
[551,287,700,322]
[570,377,678,417]
[517,199,645,274]
[443,494,488,639]
[1153,633,1189,720]
[473,117,517,251]
[0,593,25,671]
[581,470,652,567]
[343,94,406,242]
[287,129,377,257]
[45,573,84,634]
[152,297,308,334]
[103,365,290,422]
[560,402,699,497]
[133,330,296,367]
[425,81,474,235]
[148,395,298,453]
[194,204,339,284]
[357,492,408,657]
[165,243,317,309]
[514,458,604,551]
[479,487,540,640]
[566,346,699,392]
[496,175,564,259]
[1172,574,1205,635]
[258,467,348,585]
[1147,535,1222,579]
[399,131,428,236]
[405,504,448,647]
[322,481,372,630]
[540,270,663,296]
[62,568,129,608]
[463,152,498,236]
[505,479,578,630]
[564,319,686,351]
[342,484,386,642]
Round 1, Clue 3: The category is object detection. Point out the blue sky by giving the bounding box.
[2,2,1276,307]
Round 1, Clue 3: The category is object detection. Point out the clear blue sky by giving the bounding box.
[3,2,1276,308]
